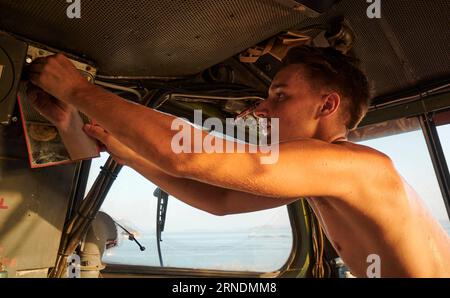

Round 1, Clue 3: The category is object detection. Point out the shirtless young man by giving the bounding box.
[27,46,450,277]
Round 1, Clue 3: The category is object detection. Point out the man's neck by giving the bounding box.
[278,132,347,144]
[278,123,348,144]
[313,123,348,144]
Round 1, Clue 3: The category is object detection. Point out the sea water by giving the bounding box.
[102,221,450,272]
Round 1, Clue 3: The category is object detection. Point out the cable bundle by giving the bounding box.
[49,157,122,278]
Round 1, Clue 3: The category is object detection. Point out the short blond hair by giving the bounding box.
[283,46,371,130]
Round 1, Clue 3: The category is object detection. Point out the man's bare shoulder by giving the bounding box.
[285,137,395,168]
[276,138,402,200]
[334,140,397,167]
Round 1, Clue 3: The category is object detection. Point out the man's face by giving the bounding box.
[253,64,325,141]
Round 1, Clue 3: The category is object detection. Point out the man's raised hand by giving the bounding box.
[28,53,90,102]
[26,85,78,131]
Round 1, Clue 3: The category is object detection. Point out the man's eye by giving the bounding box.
[277,93,286,101]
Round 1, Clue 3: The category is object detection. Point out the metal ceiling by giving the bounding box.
[0,0,309,77]
[0,0,449,99]
[297,0,450,98]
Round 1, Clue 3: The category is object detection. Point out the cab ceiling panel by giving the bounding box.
[0,0,310,77]
[297,0,450,99]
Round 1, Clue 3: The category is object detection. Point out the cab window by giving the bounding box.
[350,115,450,235]
[86,153,293,272]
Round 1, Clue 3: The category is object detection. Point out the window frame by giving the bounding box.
[99,201,305,277]
[79,156,305,277]
[419,114,450,219]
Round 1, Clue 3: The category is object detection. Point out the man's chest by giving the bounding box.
[305,197,358,255]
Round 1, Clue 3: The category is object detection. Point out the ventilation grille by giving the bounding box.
[0,0,309,77]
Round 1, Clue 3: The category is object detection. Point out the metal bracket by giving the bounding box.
[153,187,169,267]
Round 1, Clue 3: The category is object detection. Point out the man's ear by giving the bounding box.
[318,92,341,118]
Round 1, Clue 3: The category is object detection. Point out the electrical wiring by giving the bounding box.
[49,157,122,277]
[94,80,143,102]
[310,212,326,278]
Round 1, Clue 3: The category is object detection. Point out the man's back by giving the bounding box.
[307,141,450,277]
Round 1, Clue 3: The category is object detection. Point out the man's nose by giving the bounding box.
[253,100,270,118]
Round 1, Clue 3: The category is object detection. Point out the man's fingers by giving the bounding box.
[98,143,107,152]
[83,124,109,144]
[28,61,46,74]
[28,55,62,91]
[83,124,109,153]
[29,72,45,89]
[55,53,74,67]
[29,56,48,68]
[26,85,45,108]
[26,85,50,104]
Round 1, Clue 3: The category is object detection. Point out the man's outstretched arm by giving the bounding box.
[84,125,298,215]
[29,54,399,201]
[127,154,299,215]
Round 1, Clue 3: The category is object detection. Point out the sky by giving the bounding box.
[85,124,450,233]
